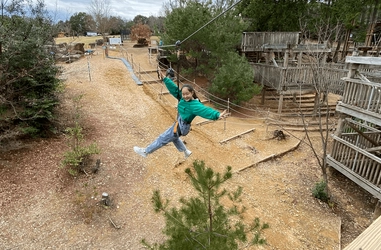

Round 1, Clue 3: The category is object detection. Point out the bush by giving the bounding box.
[62,122,100,176]
[312,180,328,202]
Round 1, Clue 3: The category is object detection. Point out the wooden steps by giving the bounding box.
[254,91,340,117]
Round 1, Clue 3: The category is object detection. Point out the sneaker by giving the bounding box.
[134,146,147,158]
[184,149,192,159]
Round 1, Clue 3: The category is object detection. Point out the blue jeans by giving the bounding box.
[146,122,187,154]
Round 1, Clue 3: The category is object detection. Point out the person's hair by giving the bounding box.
[181,84,199,100]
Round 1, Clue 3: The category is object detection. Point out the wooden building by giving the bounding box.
[242,32,381,246]
[241,32,347,114]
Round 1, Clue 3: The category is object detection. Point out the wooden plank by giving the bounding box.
[345,118,381,132]
[342,77,381,89]
[346,56,381,66]
[236,136,303,173]
[195,120,215,126]
[345,120,380,146]
[219,128,255,144]
[336,102,381,127]
[343,215,381,250]
[142,79,161,84]
[371,164,380,184]
[140,70,158,74]
[366,146,381,152]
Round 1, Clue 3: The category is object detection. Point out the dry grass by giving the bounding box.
[54,35,112,48]
[55,35,161,48]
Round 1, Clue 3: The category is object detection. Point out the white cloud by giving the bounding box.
[42,0,166,21]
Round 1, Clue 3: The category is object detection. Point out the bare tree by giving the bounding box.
[296,20,345,199]
[89,0,111,37]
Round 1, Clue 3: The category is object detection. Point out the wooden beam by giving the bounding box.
[366,146,381,152]
[236,136,303,173]
[219,128,255,144]
[195,120,214,126]
[346,56,381,66]
[142,80,161,84]
[140,70,158,74]
[336,103,381,127]
[345,119,381,146]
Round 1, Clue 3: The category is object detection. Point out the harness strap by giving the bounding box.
[173,121,179,135]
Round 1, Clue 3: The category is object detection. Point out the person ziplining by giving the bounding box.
[133,0,243,159]
[133,69,229,159]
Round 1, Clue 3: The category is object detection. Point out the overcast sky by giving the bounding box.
[43,0,167,21]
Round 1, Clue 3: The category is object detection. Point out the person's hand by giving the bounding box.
[219,110,229,119]
[160,70,165,79]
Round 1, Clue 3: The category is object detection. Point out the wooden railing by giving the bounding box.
[327,118,381,199]
[251,63,347,95]
[251,64,283,89]
[340,77,381,114]
[241,32,299,52]
[327,134,381,199]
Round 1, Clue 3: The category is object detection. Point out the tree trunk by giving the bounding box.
[333,37,342,63]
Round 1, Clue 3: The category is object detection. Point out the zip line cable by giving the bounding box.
[179,0,244,45]
[159,0,243,48]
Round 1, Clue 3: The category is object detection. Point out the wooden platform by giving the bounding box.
[343,215,381,250]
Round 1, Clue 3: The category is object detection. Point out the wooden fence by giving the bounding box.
[327,119,381,200]
[251,63,347,95]
[340,77,381,114]
[241,32,300,52]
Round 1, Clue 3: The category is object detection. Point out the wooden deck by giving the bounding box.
[343,215,381,250]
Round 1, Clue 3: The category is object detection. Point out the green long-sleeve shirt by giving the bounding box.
[163,77,220,123]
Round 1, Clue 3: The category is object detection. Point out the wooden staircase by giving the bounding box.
[257,91,339,117]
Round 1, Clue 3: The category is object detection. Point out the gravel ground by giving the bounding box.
[0,41,375,249]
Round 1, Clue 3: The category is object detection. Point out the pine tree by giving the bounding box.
[142,160,269,250]
[0,0,60,137]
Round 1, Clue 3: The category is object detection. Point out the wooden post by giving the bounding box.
[347,62,358,78]
[261,87,266,105]
[283,50,289,67]
[334,114,345,137]
[373,201,381,222]
[298,52,303,66]
[278,93,283,114]
[224,98,229,131]
[87,56,91,82]
[131,54,134,71]
[313,92,319,117]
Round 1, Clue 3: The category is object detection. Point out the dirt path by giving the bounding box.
[0,41,376,249]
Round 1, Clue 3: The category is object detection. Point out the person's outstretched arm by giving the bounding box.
[161,72,181,100]
[190,101,229,121]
